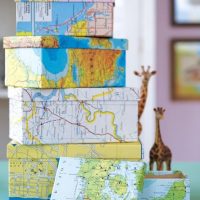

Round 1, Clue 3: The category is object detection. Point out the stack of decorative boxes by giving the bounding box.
[4,0,144,199]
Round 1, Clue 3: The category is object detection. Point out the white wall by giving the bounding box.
[115,0,156,161]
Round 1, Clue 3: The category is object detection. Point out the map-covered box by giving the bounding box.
[51,157,146,200]
[15,0,115,37]
[138,171,190,200]
[4,36,127,88]
[7,141,142,199]
[8,87,139,145]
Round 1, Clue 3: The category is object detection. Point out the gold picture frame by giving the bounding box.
[171,39,200,100]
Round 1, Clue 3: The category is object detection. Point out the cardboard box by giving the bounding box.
[4,36,127,88]
[139,171,190,200]
[7,141,142,199]
[8,87,139,145]
[15,0,115,37]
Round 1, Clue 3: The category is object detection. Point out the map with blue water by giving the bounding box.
[51,158,146,200]
[16,1,114,36]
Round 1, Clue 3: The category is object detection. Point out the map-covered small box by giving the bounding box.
[139,171,190,200]
[8,87,139,145]
[51,157,146,200]
[7,141,142,199]
[4,36,127,88]
[15,0,115,37]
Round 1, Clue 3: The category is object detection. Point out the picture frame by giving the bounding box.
[171,39,200,100]
[172,0,200,26]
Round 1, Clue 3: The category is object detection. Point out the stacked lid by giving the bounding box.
[16,0,115,37]
[4,36,127,88]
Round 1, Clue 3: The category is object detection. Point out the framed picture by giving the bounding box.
[171,39,200,100]
[172,0,200,25]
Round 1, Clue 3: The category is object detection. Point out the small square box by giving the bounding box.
[139,171,190,200]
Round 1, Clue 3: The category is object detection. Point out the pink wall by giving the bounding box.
[157,1,200,161]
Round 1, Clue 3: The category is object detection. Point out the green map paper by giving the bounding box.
[51,157,146,200]
[138,171,190,200]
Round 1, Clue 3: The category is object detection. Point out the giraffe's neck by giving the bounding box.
[138,80,148,119]
[155,118,163,145]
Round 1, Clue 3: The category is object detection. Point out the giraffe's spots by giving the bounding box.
[154,155,158,160]
[154,144,158,148]
[150,155,154,159]
[155,149,159,154]
[160,153,166,158]
[141,93,146,99]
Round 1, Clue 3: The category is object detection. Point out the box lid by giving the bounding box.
[7,141,142,160]
[15,0,115,2]
[8,87,139,102]
[4,36,127,50]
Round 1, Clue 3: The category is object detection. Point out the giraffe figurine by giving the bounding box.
[134,66,156,136]
[150,107,172,171]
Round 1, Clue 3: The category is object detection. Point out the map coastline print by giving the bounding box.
[139,171,190,200]
[9,87,139,145]
[51,157,146,200]
[5,36,127,88]
[16,1,114,37]
[8,141,142,199]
